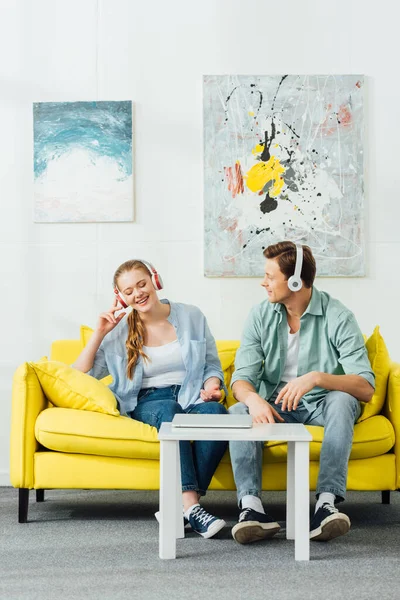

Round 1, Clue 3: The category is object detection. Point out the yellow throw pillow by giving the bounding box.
[30,360,119,416]
[357,326,391,422]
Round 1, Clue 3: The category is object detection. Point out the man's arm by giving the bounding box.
[332,311,375,400]
[230,306,265,390]
[275,371,374,412]
[231,306,284,423]
[276,310,375,410]
[315,372,374,403]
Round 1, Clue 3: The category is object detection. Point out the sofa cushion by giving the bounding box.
[36,407,394,463]
[30,361,119,416]
[35,408,159,459]
[308,415,394,459]
[219,415,394,464]
[358,326,390,422]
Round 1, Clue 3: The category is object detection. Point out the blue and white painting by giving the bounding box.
[33,101,133,222]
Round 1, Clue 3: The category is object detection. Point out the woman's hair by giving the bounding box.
[263,241,316,288]
[113,260,152,380]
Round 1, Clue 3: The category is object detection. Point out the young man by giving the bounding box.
[229,241,375,543]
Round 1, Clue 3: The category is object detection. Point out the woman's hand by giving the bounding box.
[96,296,126,336]
[200,377,222,402]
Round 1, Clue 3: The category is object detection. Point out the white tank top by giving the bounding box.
[141,339,186,389]
[281,326,300,383]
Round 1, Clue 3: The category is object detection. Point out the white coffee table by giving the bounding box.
[158,422,312,561]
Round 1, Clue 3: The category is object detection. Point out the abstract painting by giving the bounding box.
[33,101,133,222]
[203,75,364,276]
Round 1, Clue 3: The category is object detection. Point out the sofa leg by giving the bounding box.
[36,490,45,502]
[382,490,390,504]
[19,489,29,523]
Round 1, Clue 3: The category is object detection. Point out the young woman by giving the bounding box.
[74,259,228,538]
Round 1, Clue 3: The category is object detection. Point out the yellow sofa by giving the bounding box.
[10,335,400,523]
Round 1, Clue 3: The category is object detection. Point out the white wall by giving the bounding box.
[1,0,399,485]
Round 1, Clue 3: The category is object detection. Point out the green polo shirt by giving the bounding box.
[231,286,375,407]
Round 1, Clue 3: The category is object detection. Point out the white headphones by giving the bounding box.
[287,244,303,292]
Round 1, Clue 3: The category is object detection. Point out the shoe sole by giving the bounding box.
[196,518,226,539]
[310,513,351,542]
[232,521,281,544]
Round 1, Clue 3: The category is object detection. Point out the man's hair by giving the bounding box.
[263,241,316,288]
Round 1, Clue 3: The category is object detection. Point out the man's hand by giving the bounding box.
[275,372,319,411]
[247,392,285,424]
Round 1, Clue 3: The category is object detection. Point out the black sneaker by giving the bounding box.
[310,503,351,541]
[188,505,226,539]
[232,508,281,544]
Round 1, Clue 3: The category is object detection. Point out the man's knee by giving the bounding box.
[229,402,249,415]
[323,391,360,420]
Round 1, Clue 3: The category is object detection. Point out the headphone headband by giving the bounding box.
[293,245,303,280]
[287,244,303,292]
[137,259,157,276]
[136,259,163,290]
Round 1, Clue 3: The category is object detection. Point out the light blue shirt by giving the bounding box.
[87,299,226,415]
[231,287,375,408]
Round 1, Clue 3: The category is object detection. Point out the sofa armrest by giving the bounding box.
[383,361,400,488]
[10,363,48,489]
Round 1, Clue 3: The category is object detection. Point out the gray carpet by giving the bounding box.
[0,488,399,600]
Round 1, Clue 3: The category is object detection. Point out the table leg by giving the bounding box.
[294,441,310,561]
[286,441,295,540]
[175,442,184,539]
[159,440,180,559]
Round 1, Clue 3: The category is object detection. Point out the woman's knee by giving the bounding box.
[156,400,184,422]
[197,401,228,415]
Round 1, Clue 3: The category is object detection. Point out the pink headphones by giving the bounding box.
[114,259,164,309]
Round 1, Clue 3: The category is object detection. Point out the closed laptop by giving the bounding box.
[171,414,253,429]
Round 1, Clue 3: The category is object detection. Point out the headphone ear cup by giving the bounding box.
[114,288,128,308]
[153,273,164,290]
[288,276,303,292]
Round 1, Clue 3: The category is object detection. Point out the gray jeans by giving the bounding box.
[229,386,361,505]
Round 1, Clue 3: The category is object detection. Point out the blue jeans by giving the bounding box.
[132,386,228,496]
[229,385,361,505]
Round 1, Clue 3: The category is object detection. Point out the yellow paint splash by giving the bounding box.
[246,156,285,197]
[251,143,265,155]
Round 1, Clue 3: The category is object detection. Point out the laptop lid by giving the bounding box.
[171,414,253,429]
